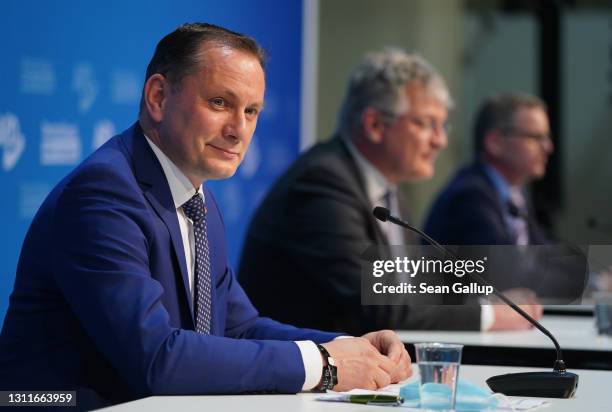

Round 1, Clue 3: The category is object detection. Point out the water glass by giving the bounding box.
[414,342,463,411]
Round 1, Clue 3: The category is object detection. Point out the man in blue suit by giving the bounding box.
[424,93,553,246]
[426,93,587,303]
[0,23,411,409]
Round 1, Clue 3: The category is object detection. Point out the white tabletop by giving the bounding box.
[397,315,612,351]
[99,365,612,411]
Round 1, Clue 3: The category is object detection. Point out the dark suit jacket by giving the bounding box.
[238,137,481,336]
[423,161,589,301]
[424,161,548,246]
[0,123,339,410]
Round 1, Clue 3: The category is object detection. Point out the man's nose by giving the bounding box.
[431,124,448,149]
[541,135,554,154]
[224,110,248,141]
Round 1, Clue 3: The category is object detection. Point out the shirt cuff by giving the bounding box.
[295,340,323,391]
[480,304,494,331]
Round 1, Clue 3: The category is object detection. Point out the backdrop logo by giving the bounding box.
[72,63,98,113]
[92,120,116,150]
[40,121,81,166]
[0,113,26,171]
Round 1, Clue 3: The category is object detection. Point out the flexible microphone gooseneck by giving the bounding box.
[372,206,579,398]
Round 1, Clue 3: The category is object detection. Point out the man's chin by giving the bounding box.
[203,165,239,181]
[406,169,434,182]
[533,165,547,179]
[207,170,237,181]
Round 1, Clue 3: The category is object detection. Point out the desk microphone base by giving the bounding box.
[486,371,579,398]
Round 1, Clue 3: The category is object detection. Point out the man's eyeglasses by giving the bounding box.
[380,110,451,135]
[502,128,552,143]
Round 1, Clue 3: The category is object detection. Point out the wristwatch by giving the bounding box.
[316,344,338,391]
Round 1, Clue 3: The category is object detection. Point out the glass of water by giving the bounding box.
[414,342,463,411]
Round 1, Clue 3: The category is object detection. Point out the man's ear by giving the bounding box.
[143,74,167,123]
[361,107,387,144]
[483,130,505,157]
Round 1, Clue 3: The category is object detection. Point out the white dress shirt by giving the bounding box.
[144,136,322,390]
[344,138,494,330]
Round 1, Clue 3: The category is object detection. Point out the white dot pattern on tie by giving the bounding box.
[182,193,213,334]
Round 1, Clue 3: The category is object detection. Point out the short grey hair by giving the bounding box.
[337,48,452,137]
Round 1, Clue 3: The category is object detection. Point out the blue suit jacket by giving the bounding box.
[0,123,339,409]
[423,162,589,302]
[424,161,548,246]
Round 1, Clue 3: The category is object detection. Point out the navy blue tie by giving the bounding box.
[182,193,212,334]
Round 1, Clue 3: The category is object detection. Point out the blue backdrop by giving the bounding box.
[0,0,304,323]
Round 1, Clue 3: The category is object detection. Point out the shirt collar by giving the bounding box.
[344,138,397,205]
[144,135,202,209]
[481,162,513,204]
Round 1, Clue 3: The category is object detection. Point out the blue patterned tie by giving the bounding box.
[182,193,212,334]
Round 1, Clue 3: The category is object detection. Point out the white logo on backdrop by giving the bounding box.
[92,120,116,150]
[40,121,81,166]
[0,113,26,171]
[111,69,140,104]
[72,63,98,113]
[240,134,261,179]
[20,57,56,95]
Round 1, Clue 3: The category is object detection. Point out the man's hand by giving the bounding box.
[490,304,543,330]
[321,336,398,391]
[362,330,412,383]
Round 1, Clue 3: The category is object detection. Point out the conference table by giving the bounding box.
[100,364,612,411]
[397,314,612,369]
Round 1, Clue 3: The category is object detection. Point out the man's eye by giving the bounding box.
[245,107,259,116]
[210,98,225,107]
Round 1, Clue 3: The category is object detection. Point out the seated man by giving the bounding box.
[0,23,411,410]
[425,93,587,302]
[239,50,540,336]
[424,93,553,245]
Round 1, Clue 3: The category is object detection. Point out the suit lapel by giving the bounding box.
[122,123,195,324]
[335,138,389,245]
[473,161,516,243]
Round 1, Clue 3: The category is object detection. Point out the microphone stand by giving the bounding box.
[373,206,579,398]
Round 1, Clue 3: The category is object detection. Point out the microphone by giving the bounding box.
[373,206,579,398]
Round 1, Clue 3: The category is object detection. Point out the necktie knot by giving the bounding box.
[182,193,205,223]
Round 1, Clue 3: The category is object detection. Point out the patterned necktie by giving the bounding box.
[182,193,212,334]
[508,188,529,246]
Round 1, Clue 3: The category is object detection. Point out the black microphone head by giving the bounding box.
[373,206,390,222]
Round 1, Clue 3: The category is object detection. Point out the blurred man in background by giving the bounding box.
[425,93,587,303]
[239,50,541,335]
[425,93,553,246]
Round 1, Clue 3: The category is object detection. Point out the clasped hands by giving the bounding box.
[321,329,412,391]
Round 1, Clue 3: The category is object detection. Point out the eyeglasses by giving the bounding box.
[502,128,552,143]
[381,110,451,135]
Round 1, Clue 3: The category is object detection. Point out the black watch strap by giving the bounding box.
[316,344,338,391]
